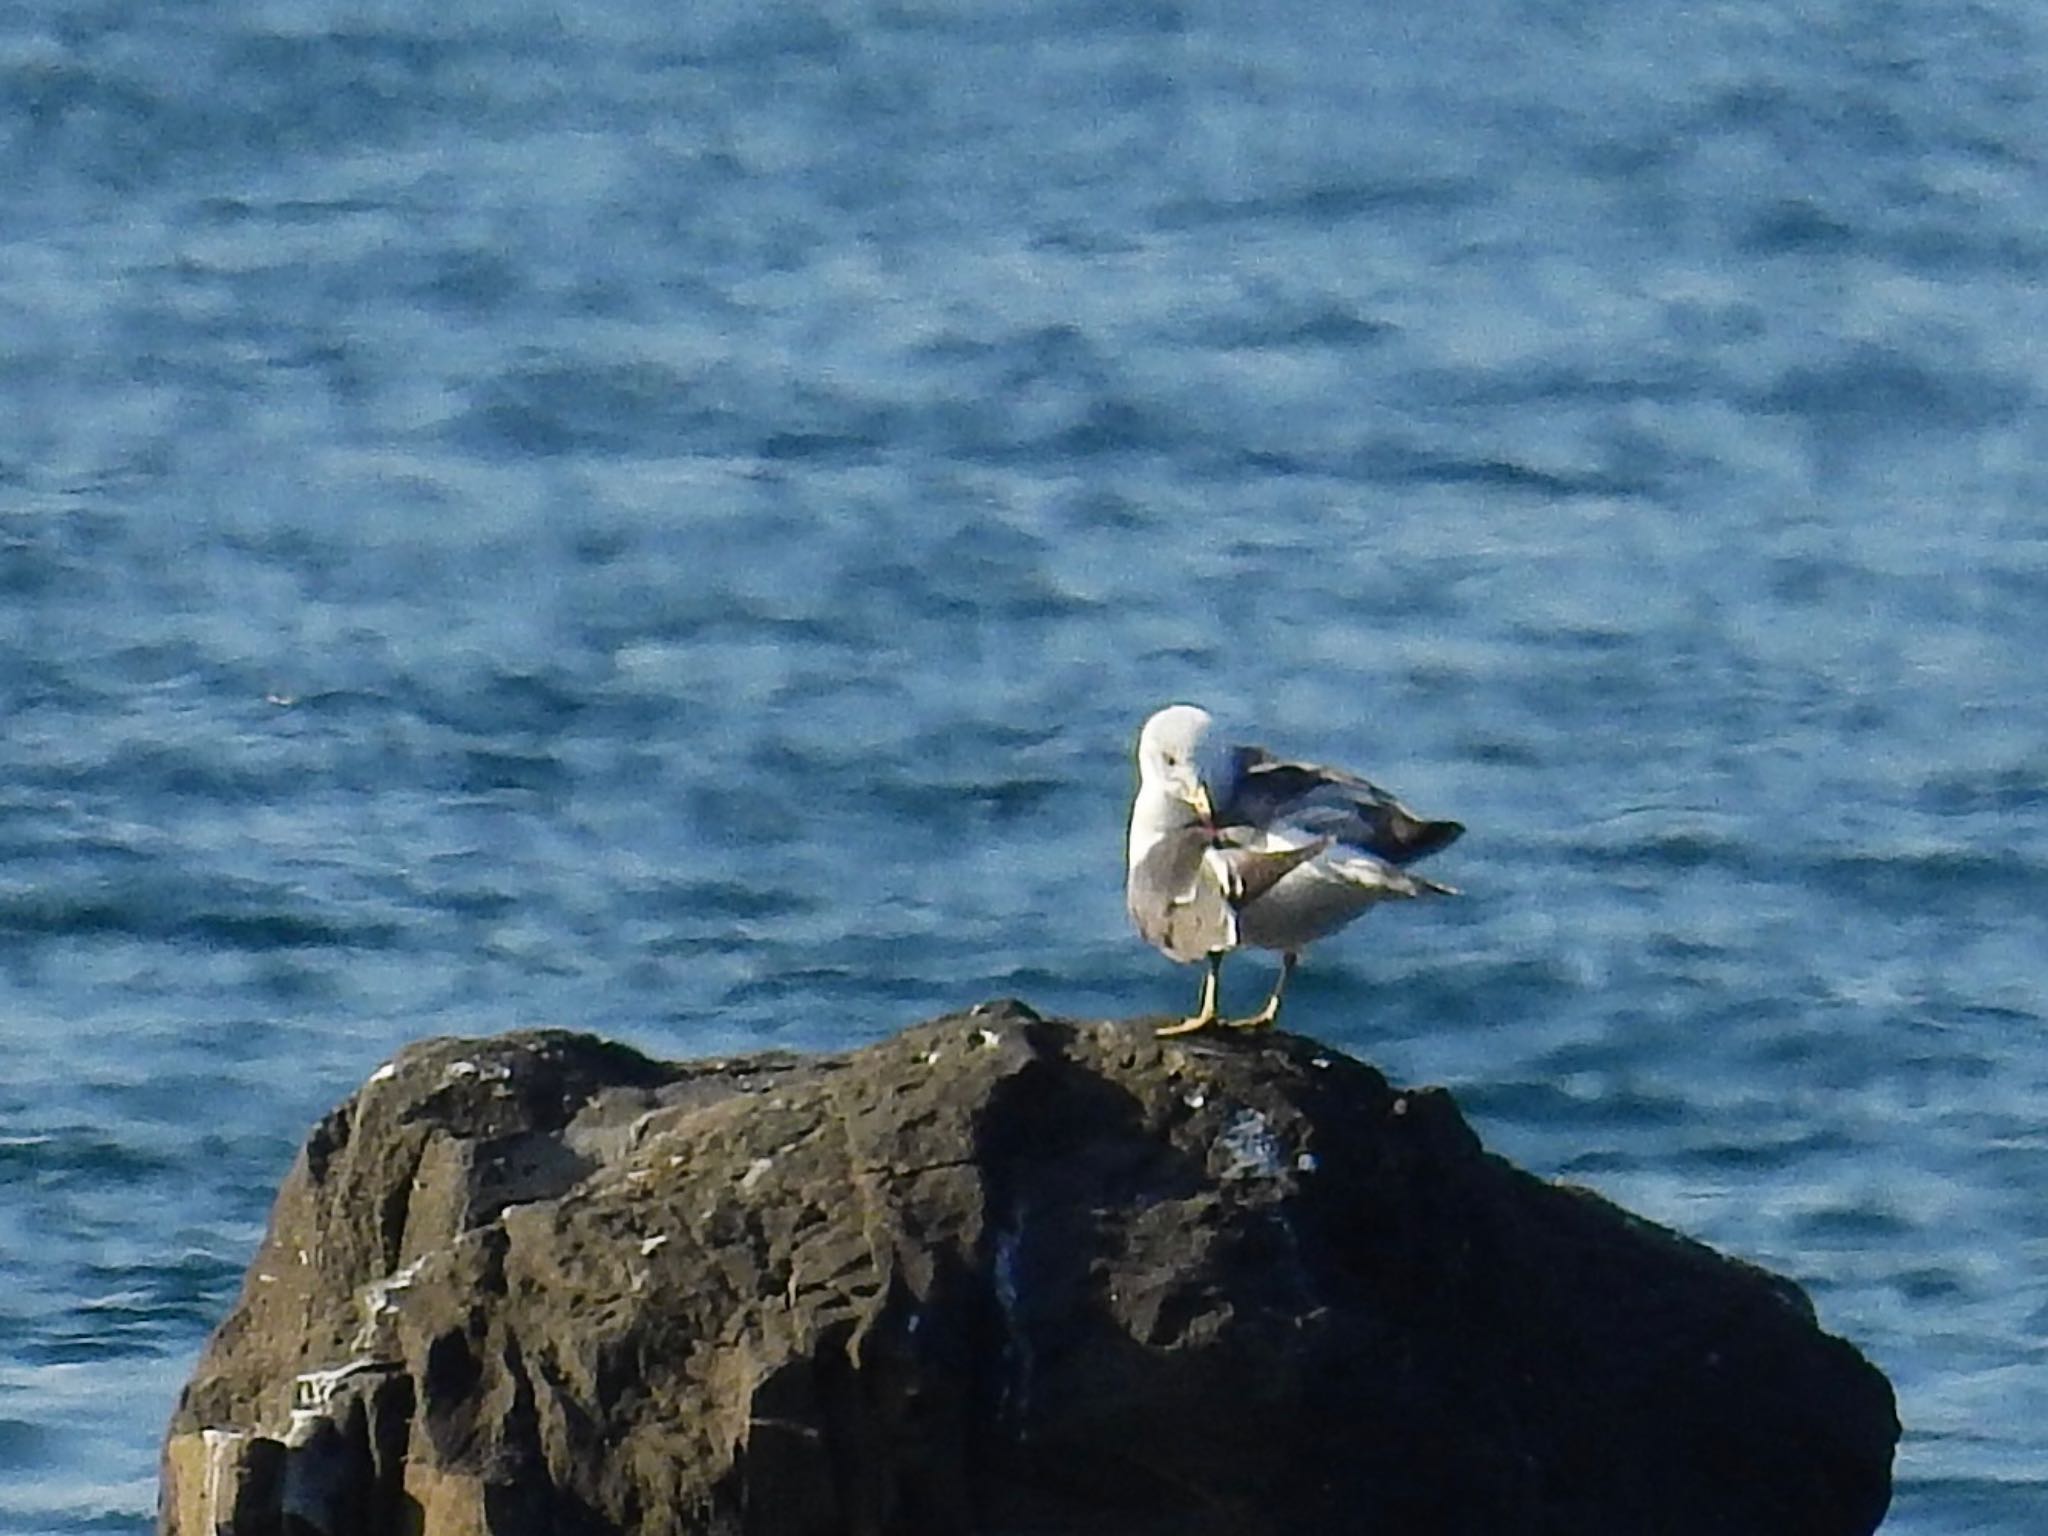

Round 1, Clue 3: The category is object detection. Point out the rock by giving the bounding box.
[161,1003,1897,1536]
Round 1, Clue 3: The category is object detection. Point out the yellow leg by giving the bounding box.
[1156,953,1224,1037]
[1225,952,1297,1030]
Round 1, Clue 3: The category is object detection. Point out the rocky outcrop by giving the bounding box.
[161,1003,1897,1536]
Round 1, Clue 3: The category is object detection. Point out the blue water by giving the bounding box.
[3,1,2044,1529]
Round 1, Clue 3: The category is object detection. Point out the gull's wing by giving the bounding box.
[1127,823,1236,963]
[1207,830,1332,907]
[1212,822,1455,904]
[1218,746,1463,866]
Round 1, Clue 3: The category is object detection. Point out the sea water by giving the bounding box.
[2,1,2044,1529]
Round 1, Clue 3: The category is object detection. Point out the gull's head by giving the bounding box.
[1136,704,1216,824]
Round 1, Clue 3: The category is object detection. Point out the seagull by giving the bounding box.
[1125,703,1462,1036]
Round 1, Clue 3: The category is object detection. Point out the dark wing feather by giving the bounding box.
[1219,746,1462,865]
[1210,831,1332,906]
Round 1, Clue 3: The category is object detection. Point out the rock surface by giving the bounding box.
[161,1003,1897,1536]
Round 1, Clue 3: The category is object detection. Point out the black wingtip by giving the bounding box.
[1401,818,1465,861]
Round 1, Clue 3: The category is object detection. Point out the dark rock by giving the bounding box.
[161,1003,1897,1536]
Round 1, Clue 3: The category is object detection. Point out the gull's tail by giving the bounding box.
[1325,853,1461,898]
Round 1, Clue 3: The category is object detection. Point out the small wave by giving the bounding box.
[1193,301,1396,353]
[1738,198,1857,256]
[405,667,586,738]
[1794,1202,1913,1241]
[1754,343,2029,436]
[869,774,1066,828]
[1571,827,1758,875]
[629,878,818,924]
[1915,765,2048,816]
[183,908,405,951]
[450,360,725,459]
[1681,1128,1853,1173]
[1814,845,2043,913]
[1372,448,1645,500]
[1154,173,1482,232]
[0,1129,173,1182]
[1451,1074,1688,1132]
[0,891,402,952]
[1891,1265,1968,1302]
[52,738,279,805]
[458,747,570,798]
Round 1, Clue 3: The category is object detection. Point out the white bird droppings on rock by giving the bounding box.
[353,1256,429,1352]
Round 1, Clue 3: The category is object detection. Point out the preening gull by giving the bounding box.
[1125,704,1462,1036]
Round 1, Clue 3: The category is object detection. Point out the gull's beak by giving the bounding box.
[1187,779,1214,828]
